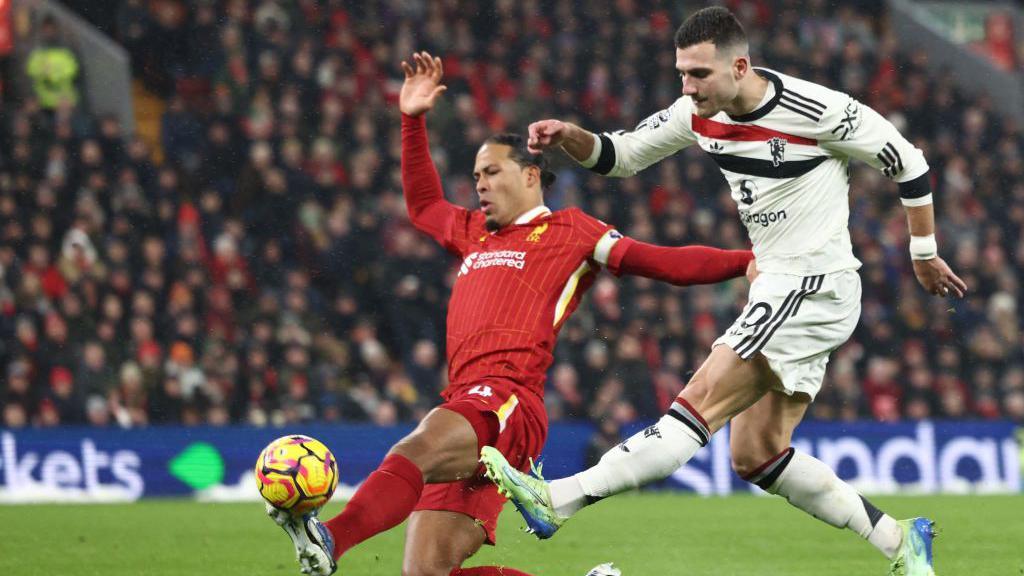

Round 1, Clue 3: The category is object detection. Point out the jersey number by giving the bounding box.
[739,302,772,329]
[468,385,493,397]
[739,180,755,205]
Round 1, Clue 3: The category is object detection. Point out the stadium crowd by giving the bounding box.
[1,0,1023,431]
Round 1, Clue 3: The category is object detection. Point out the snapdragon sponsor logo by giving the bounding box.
[671,422,1020,495]
[741,209,787,228]
[458,250,527,276]
[0,432,143,502]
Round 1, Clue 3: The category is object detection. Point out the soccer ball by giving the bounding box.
[255,434,339,515]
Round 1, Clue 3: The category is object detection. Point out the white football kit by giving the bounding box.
[578,68,932,397]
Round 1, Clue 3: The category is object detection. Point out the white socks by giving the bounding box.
[763,449,903,559]
[545,411,904,561]
[549,412,705,518]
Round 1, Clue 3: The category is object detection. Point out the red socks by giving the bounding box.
[451,568,534,575]
[324,453,533,576]
[324,453,424,559]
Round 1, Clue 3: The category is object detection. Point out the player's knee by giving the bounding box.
[682,370,711,402]
[389,432,435,476]
[730,451,768,480]
[390,430,476,483]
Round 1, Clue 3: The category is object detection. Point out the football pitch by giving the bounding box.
[1,494,1020,575]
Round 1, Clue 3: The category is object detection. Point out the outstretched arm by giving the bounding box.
[402,113,452,242]
[400,51,460,247]
[528,98,698,178]
[819,97,965,298]
[527,120,597,159]
[608,236,754,286]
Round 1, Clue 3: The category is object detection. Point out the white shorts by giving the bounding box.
[713,269,861,399]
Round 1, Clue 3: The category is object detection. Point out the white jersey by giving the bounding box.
[579,68,932,276]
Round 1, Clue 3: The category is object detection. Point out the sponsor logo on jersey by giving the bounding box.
[767,137,787,167]
[738,179,758,205]
[458,250,527,276]
[741,209,788,228]
[526,223,549,243]
[636,107,672,130]
[708,141,724,153]
[831,101,862,141]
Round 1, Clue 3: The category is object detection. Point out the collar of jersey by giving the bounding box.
[513,205,551,225]
[726,68,784,123]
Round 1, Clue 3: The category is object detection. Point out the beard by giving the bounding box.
[485,218,501,232]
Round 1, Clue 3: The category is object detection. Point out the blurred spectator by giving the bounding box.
[972,11,1017,72]
[26,15,80,109]
[0,0,1021,431]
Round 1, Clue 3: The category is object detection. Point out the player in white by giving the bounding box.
[480,7,966,576]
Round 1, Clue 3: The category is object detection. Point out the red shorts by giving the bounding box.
[412,380,547,544]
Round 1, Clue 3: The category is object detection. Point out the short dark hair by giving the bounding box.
[674,7,747,52]
[483,133,557,190]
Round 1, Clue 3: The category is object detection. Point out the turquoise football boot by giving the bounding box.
[480,446,566,539]
[888,517,937,576]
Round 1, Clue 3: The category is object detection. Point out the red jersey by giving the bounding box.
[401,114,753,402]
[441,205,624,397]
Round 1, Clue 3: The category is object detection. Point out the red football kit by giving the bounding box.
[400,113,752,543]
[324,113,752,558]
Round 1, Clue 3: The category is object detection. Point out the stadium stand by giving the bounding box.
[1,0,1022,430]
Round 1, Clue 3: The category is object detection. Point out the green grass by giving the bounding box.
[0,494,1020,575]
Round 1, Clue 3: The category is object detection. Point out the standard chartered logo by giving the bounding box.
[459,253,478,276]
[168,442,225,490]
[458,250,527,277]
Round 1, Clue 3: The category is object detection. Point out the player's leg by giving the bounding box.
[726,269,935,575]
[324,406,482,559]
[403,510,484,576]
[271,407,482,575]
[482,344,776,536]
[731,390,904,556]
[732,390,936,575]
[567,344,774,499]
[403,385,544,576]
[402,510,534,576]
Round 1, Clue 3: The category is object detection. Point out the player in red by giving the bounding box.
[267,51,754,576]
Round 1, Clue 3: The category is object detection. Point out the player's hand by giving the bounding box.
[745,259,759,284]
[399,51,447,117]
[527,119,568,154]
[912,257,967,298]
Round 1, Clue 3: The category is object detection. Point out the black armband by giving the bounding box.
[590,133,617,175]
[898,172,931,200]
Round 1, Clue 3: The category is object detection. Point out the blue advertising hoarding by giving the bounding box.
[0,420,1018,502]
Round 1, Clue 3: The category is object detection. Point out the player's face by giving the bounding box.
[473,144,538,231]
[676,42,741,118]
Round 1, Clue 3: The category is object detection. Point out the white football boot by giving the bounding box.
[266,503,337,575]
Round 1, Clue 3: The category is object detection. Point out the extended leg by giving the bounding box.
[731,390,903,557]
[731,389,937,575]
[482,345,777,537]
[325,407,481,560]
